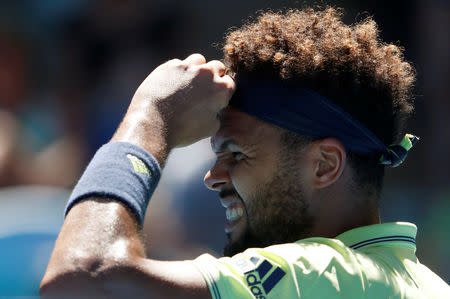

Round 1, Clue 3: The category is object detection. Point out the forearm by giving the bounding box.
[112,110,170,167]
[41,198,209,299]
[41,54,233,298]
[40,199,145,295]
[40,117,204,298]
[41,123,169,295]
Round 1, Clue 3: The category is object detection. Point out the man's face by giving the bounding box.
[204,108,315,256]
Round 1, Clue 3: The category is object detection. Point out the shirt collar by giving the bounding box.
[335,222,417,252]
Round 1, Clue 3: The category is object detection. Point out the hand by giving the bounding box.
[114,54,235,159]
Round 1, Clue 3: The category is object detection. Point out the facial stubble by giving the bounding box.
[223,152,314,256]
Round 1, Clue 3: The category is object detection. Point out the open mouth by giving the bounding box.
[219,190,246,233]
[224,202,245,233]
[226,206,244,221]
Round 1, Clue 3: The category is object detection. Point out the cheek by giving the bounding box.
[230,158,275,195]
[229,163,267,226]
[229,163,255,202]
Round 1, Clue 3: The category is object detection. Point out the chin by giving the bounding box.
[223,229,263,257]
[223,239,242,257]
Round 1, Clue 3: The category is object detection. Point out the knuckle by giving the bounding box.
[193,53,206,61]
[165,58,183,68]
[168,58,182,64]
[197,66,215,77]
[210,60,225,68]
[185,53,206,65]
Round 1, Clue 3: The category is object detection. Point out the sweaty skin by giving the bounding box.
[205,108,315,256]
[40,54,235,299]
[40,53,380,298]
[205,108,379,256]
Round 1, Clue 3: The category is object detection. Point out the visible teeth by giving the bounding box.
[226,207,244,221]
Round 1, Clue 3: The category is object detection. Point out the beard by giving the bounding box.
[223,152,315,257]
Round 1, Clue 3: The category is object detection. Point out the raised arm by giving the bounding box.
[40,54,235,298]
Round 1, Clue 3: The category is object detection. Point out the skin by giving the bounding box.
[206,108,380,256]
[40,53,380,298]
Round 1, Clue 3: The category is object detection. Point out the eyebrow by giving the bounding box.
[211,137,238,153]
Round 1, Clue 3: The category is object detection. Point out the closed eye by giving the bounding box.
[231,152,245,161]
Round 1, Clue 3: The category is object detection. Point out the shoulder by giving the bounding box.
[192,239,367,299]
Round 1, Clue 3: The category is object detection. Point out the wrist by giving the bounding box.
[65,142,161,226]
[111,111,171,167]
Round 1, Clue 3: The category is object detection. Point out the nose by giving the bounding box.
[204,161,231,191]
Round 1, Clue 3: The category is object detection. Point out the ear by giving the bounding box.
[311,138,346,189]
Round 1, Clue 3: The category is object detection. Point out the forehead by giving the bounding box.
[212,107,280,151]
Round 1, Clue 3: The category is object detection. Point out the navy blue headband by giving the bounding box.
[229,76,418,167]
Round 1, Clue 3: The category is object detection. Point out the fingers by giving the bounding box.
[183,53,206,66]
[203,60,226,77]
[169,54,235,97]
[195,59,234,92]
[177,55,228,78]
[219,73,236,92]
[200,60,235,91]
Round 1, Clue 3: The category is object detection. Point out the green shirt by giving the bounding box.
[193,222,449,298]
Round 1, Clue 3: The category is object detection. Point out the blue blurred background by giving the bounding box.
[0,0,448,296]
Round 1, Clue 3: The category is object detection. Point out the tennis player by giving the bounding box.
[41,8,449,298]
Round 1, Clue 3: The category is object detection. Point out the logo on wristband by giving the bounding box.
[127,154,151,176]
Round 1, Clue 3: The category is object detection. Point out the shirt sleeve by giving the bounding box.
[191,240,366,299]
[191,248,296,299]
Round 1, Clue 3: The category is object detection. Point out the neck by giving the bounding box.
[310,185,381,239]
